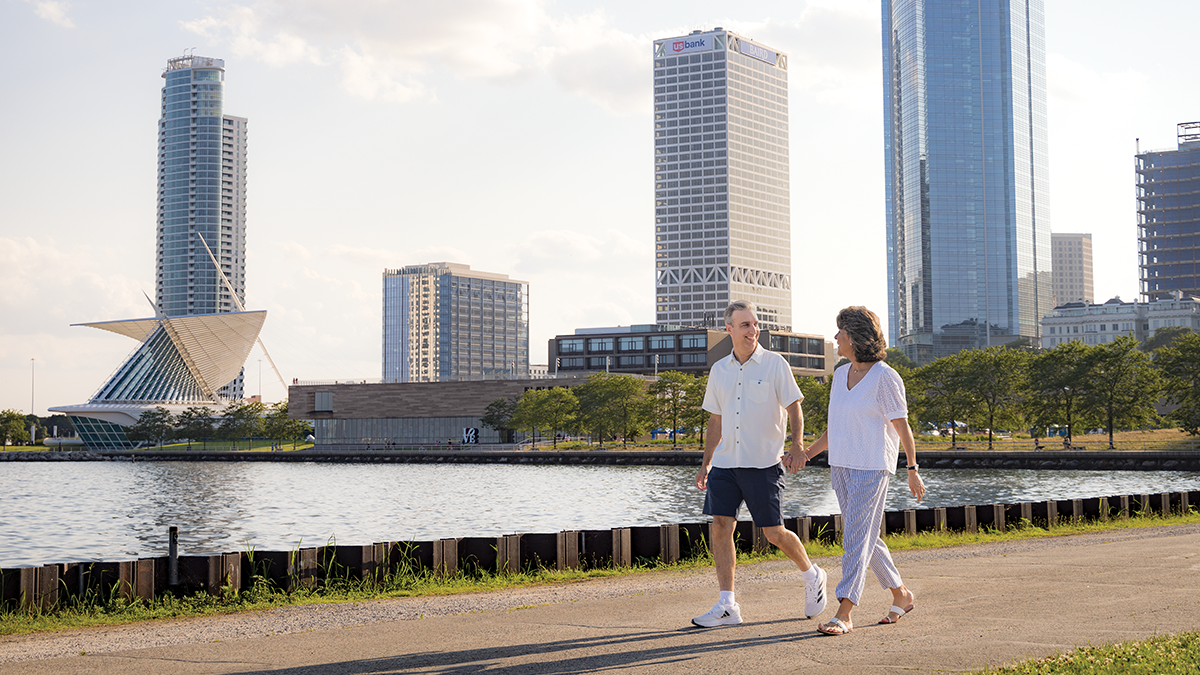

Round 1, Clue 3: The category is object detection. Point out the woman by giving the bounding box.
[803,306,925,635]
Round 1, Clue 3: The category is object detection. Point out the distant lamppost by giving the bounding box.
[30,358,35,416]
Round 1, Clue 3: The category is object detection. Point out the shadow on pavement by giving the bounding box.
[229,619,824,674]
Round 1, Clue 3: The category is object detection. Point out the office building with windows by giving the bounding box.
[1051,233,1093,305]
[157,54,249,397]
[883,0,1053,363]
[1137,122,1200,300]
[653,29,792,331]
[548,324,834,379]
[382,263,529,382]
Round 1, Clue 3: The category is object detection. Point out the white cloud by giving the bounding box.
[23,0,73,28]
[0,237,155,413]
[536,12,651,116]
[182,0,655,112]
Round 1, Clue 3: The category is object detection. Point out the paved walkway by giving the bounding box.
[2,524,1199,674]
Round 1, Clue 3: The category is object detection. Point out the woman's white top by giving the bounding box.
[827,361,908,473]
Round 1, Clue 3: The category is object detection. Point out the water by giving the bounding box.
[1,462,1198,568]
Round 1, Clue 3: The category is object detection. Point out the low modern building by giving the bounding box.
[547,324,834,379]
[382,263,529,382]
[49,308,266,449]
[1040,291,1200,348]
[288,375,594,447]
[1051,233,1094,306]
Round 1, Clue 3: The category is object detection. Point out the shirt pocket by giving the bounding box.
[747,380,771,404]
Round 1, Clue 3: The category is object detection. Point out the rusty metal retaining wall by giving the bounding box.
[2,490,1196,613]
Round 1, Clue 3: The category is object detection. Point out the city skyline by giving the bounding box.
[2,0,1199,414]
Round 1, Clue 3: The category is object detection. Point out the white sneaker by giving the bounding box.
[804,565,828,618]
[691,601,743,627]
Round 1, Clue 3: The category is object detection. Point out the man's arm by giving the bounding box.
[696,413,722,490]
[782,399,806,472]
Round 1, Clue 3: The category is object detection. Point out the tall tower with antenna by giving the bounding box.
[156,54,249,397]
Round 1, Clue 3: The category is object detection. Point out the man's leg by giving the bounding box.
[711,515,737,591]
[761,525,812,570]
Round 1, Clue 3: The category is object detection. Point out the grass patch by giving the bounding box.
[979,631,1200,674]
[1,510,1195,637]
[131,440,314,452]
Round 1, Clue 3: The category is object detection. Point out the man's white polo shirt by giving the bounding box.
[702,343,803,469]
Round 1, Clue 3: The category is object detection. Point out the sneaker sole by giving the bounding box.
[691,617,743,627]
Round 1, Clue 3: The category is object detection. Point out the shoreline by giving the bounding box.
[3,447,1200,471]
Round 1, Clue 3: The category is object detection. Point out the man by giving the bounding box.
[692,300,827,627]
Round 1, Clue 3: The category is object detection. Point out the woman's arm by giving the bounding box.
[890,417,925,501]
[805,430,829,459]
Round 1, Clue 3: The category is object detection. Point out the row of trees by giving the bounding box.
[0,412,75,445]
[481,371,711,449]
[125,401,312,450]
[850,331,1200,449]
[481,328,1200,450]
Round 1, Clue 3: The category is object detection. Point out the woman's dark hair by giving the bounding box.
[836,306,888,363]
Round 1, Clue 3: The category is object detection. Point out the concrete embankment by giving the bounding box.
[3,447,1200,470]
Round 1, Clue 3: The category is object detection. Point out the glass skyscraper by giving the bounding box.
[883,0,1052,363]
[382,263,529,382]
[653,29,792,331]
[156,55,248,395]
[1137,122,1200,300]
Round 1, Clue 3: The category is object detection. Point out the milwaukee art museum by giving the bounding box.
[50,309,266,449]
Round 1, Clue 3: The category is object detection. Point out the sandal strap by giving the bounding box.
[822,618,850,633]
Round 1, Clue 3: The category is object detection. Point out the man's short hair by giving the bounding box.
[724,300,757,326]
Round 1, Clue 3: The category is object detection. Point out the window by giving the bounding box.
[314,392,333,412]
[560,357,584,369]
[680,333,705,349]
[807,338,824,355]
[789,337,804,353]
[588,357,607,369]
[617,336,644,352]
[770,335,786,351]
[656,354,676,366]
[618,355,644,367]
[587,337,613,353]
[649,334,676,350]
[680,353,707,365]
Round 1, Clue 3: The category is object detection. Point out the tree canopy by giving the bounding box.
[1,409,30,446]
[124,407,177,447]
[1153,332,1200,435]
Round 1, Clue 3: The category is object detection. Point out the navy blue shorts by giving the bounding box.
[702,463,786,527]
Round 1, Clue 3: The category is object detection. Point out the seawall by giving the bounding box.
[3,489,1197,614]
[3,448,1200,471]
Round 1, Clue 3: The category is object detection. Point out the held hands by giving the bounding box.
[782,445,808,473]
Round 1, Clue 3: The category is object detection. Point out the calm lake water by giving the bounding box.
[2,462,1198,568]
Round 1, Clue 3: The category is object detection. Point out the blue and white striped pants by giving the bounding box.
[830,466,904,605]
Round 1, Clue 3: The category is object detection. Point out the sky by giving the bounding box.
[2,0,1199,416]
